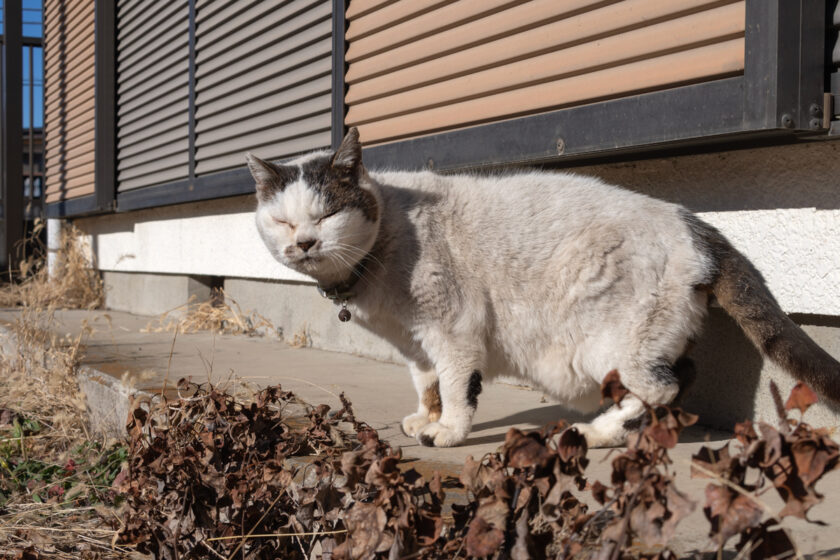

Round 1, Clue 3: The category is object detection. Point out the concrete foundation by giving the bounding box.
[223,277,404,363]
[687,308,840,431]
[103,270,214,316]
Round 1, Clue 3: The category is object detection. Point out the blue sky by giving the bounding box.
[23,0,44,129]
[1,0,45,128]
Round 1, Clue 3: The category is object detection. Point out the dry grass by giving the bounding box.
[0,223,129,558]
[141,290,275,337]
[0,219,103,310]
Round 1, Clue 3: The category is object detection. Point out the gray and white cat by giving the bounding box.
[247,128,840,448]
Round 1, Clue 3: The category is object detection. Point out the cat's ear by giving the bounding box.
[331,127,362,172]
[246,153,291,201]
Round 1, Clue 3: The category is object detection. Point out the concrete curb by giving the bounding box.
[77,366,141,438]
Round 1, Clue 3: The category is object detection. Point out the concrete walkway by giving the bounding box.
[1,308,839,558]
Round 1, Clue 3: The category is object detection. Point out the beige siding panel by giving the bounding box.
[119,86,188,128]
[357,38,745,144]
[59,129,97,154]
[44,83,92,116]
[194,1,332,175]
[197,112,330,161]
[119,43,188,94]
[195,130,330,176]
[117,0,151,27]
[44,0,96,203]
[346,0,395,20]
[119,165,190,192]
[116,0,190,191]
[197,74,331,130]
[347,0,731,85]
[54,126,96,153]
[118,112,189,151]
[45,183,96,203]
[346,0,453,42]
[348,2,745,124]
[195,3,330,79]
[198,95,331,145]
[47,143,96,168]
[196,0,233,24]
[197,0,257,33]
[46,149,95,171]
[118,95,189,139]
[44,5,92,53]
[119,138,190,174]
[119,24,188,83]
[44,0,90,41]
[196,21,331,94]
[118,149,189,180]
[118,56,190,113]
[47,3,93,42]
[119,127,190,160]
[44,94,95,129]
[198,42,330,109]
[44,39,93,77]
[50,171,97,192]
[45,60,93,105]
[198,0,285,55]
[46,151,94,175]
[347,0,523,62]
[118,0,182,48]
[46,161,95,185]
[44,22,94,79]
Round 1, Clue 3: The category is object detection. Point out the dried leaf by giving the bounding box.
[600,369,629,406]
[785,382,818,415]
[704,484,763,545]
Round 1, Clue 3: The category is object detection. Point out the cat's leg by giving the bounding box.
[573,359,689,447]
[415,339,485,447]
[400,361,442,437]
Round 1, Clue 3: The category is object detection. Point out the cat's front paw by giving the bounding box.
[572,422,627,448]
[416,422,468,447]
[401,412,431,437]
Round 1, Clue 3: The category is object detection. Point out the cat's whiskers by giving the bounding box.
[331,239,387,271]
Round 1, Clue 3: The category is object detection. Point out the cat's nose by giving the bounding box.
[297,239,317,252]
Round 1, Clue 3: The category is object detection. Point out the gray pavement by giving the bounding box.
[1,308,839,558]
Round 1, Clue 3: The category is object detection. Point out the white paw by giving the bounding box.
[401,412,431,437]
[416,421,468,447]
[572,422,627,448]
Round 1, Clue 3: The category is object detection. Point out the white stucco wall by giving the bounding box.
[76,196,310,283]
[75,139,840,316]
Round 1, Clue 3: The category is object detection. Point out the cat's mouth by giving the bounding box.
[290,254,323,267]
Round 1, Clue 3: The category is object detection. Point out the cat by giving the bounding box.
[246,127,840,448]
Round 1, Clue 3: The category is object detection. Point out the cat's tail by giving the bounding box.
[682,210,840,403]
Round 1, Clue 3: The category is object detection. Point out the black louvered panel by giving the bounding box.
[194,0,332,175]
[116,0,190,191]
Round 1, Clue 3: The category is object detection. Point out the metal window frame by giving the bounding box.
[2,0,24,267]
[47,0,832,216]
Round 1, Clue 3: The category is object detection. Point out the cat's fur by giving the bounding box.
[247,128,840,448]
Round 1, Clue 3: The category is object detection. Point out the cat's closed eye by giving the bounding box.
[273,217,293,229]
[317,211,339,224]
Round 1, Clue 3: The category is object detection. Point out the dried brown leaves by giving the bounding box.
[117,380,447,559]
[692,380,839,559]
[112,373,840,560]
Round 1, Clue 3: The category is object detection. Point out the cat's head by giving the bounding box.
[247,127,380,284]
